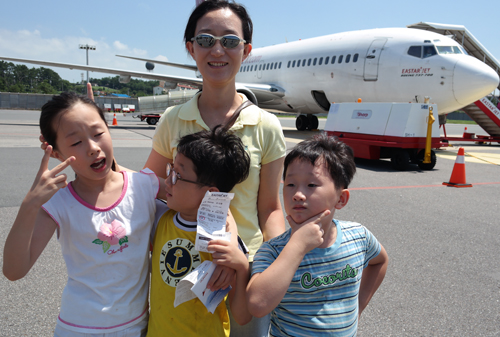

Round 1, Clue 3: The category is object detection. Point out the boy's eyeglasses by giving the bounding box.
[166,163,206,186]
[191,34,246,49]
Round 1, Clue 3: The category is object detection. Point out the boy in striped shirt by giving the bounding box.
[247,133,389,336]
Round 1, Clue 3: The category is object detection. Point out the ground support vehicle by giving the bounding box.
[440,124,500,145]
[324,103,443,170]
[133,113,162,125]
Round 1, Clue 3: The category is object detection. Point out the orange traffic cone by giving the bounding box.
[463,126,467,137]
[442,148,472,188]
[112,114,118,126]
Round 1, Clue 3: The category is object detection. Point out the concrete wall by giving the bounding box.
[0,92,139,112]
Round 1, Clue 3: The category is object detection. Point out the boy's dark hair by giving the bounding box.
[283,133,356,189]
[177,125,250,192]
[184,0,253,45]
[40,92,106,150]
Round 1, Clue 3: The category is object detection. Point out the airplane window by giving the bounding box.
[338,55,343,64]
[297,60,301,68]
[279,62,282,69]
[423,46,437,58]
[313,58,317,66]
[436,46,463,55]
[287,61,291,68]
[292,60,296,67]
[407,46,422,58]
[274,62,278,69]
[346,54,351,63]
[259,64,262,70]
[308,59,312,66]
[265,63,269,70]
[319,57,323,65]
[353,53,358,62]
[325,56,330,64]
[302,59,306,67]
[331,56,336,64]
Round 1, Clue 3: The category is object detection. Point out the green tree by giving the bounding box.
[0,77,6,91]
[8,83,24,93]
[37,81,57,94]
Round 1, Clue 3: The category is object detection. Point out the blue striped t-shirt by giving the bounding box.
[252,219,381,337]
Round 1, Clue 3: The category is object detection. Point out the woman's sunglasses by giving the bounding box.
[191,34,246,49]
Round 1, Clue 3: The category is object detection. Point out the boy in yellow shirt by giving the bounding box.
[148,127,252,336]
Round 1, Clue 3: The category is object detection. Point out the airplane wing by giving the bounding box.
[116,55,198,72]
[0,55,287,106]
[0,56,203,88]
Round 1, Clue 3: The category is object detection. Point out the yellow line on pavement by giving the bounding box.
[436,150,500,165]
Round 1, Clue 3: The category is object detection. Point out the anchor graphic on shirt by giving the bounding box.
[167,249,188,275]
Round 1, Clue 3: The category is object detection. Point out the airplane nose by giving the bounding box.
[453,58,499,105]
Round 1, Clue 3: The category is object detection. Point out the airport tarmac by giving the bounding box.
[0,110,499,336]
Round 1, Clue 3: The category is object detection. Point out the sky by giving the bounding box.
[1,0,499,82]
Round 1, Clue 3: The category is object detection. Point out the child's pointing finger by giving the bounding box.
[51,156,75,176]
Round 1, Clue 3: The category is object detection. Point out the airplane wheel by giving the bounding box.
[391,149,410,171]
[307,115,319,130]
[417,149,436,170]
[296,115,309,131]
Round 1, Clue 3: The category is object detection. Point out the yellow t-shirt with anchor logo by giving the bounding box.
[148,209,229,337]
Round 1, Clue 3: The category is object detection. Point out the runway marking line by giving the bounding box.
[349,181,500,190]
[436,150,500,165]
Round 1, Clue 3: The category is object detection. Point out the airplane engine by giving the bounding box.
[119,75,132,84]
[236,87,258,105]
[163,82,178,90]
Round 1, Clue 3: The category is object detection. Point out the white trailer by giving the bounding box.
[324,102,443,170]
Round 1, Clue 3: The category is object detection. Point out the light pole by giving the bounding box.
[79,44,96,84]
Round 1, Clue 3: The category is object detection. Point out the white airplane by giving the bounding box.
[1,26,498,130]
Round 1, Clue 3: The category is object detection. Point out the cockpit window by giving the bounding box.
[436,46,463,55]
[423,46,437,58]
[408,46,422,58]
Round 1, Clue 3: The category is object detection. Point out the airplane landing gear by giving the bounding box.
[296,115,308,131]
[308,114,319,130]
[295,114,319,131]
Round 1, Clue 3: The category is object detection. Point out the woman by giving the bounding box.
[146,0,285,256]
[145,1,286,335]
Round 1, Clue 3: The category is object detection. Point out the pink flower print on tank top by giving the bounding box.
[93,220,129,253]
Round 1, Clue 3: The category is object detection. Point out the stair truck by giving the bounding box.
[324,102,443,170]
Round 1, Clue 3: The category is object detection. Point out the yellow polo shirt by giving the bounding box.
[152,92,286,260]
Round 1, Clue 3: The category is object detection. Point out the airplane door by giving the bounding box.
[363,39,387,81]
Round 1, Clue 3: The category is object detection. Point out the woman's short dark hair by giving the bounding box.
[283,133,356,190]
[40,92,107,150]
[184,0,253,45]
[177,125,250,192]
